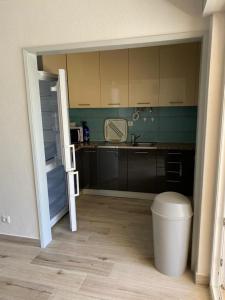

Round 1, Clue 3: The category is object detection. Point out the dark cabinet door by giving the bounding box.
[156,149,167,193]
[75,148,84,189]
[98,148,127,191]
[83,148,98,189]
[127,149,157,193]
[181,150,195,196]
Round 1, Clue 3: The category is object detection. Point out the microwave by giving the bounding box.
[70,126,83,144]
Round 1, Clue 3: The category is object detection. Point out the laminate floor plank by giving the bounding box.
[80,274,210,300]
[0,194,209,300]
[0,260,86,293]
[32,251,114,276]
[0,276,53,300]
[46,239,152,264]
[0,242,39,264]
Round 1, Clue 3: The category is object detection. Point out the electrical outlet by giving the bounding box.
[128,121,133,127]
[1,216,11,224]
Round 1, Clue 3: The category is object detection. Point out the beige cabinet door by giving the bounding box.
[42,54,67,75]
[67,52,101,108]
[129,47,159,107]
[159,42,200,107]
[100,49,128,107]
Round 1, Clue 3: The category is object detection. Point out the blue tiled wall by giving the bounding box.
[69,107,197,143]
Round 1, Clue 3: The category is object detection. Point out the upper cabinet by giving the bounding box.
[41,42,200,108]
[129,47,159,107]
[42,54,67,75]
[159,42,200,107]
[67,52,101,108]
[100,49,129,107]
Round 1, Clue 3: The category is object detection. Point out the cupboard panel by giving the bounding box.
[82,149,98,188]
[159,42,200,107]
[100,49,128,107]
[127,149,157,193]
[129,47,159,107]
[67,52,101,108]
[42,54,67,75]
[98,148,127,191]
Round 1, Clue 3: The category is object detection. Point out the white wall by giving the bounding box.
[0,0,207,240]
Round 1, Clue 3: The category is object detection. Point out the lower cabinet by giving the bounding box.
[82,148,98,189]
[98,148,127,190]
[75,146,195,196]
[156,150,195,196]
[75,148,84,189]
[127,149,157,193]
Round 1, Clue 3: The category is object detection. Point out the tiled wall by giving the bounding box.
[69,107,197,143]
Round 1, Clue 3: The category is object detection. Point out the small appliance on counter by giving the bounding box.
[70,123,83,144]
[82,121,90,143]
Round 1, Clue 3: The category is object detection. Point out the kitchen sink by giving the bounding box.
[97,142,157,149]
[132,142,157,147]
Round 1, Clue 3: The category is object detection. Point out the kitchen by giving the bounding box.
[39,42,199,197]
[37,40,200,285]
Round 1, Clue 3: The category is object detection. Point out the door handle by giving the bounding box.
[70,144,76,171]
[66,144,76,171]
[73,171,80,197]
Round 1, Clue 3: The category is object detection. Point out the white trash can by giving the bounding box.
[151,192,193,277]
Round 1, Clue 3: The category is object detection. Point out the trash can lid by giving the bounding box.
[151,192,193,219]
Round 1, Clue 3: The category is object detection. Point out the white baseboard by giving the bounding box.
[0,234,40,247]
[50,206,69,228]
[81,189,156,201]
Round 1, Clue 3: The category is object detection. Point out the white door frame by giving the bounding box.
[23,51,52,247]
[23,32,209,274]
[210,52,225,299]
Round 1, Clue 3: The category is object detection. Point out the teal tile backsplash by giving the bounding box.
[69,107,197,143]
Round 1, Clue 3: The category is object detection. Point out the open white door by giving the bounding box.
[52,69,79,232]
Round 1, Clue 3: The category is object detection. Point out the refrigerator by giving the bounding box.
[39,69,79,231]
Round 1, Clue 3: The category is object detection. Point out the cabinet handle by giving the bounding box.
[84,150,96,153]
[78,103,90,106]
[168,152,182,155]
[137,102,150,105]
[134,151,149,154]
[166,180,181,183]
[179,162,183,177]
[169,101,184,104]
[108,103,120,106]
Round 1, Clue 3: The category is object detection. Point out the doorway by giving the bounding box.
[23,32,209,283]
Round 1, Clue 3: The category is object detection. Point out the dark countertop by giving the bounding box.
[74,141,195,151]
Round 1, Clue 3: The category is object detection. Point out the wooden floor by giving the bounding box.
[0,194,210,300]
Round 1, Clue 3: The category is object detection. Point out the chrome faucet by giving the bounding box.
[131,134,141,145]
